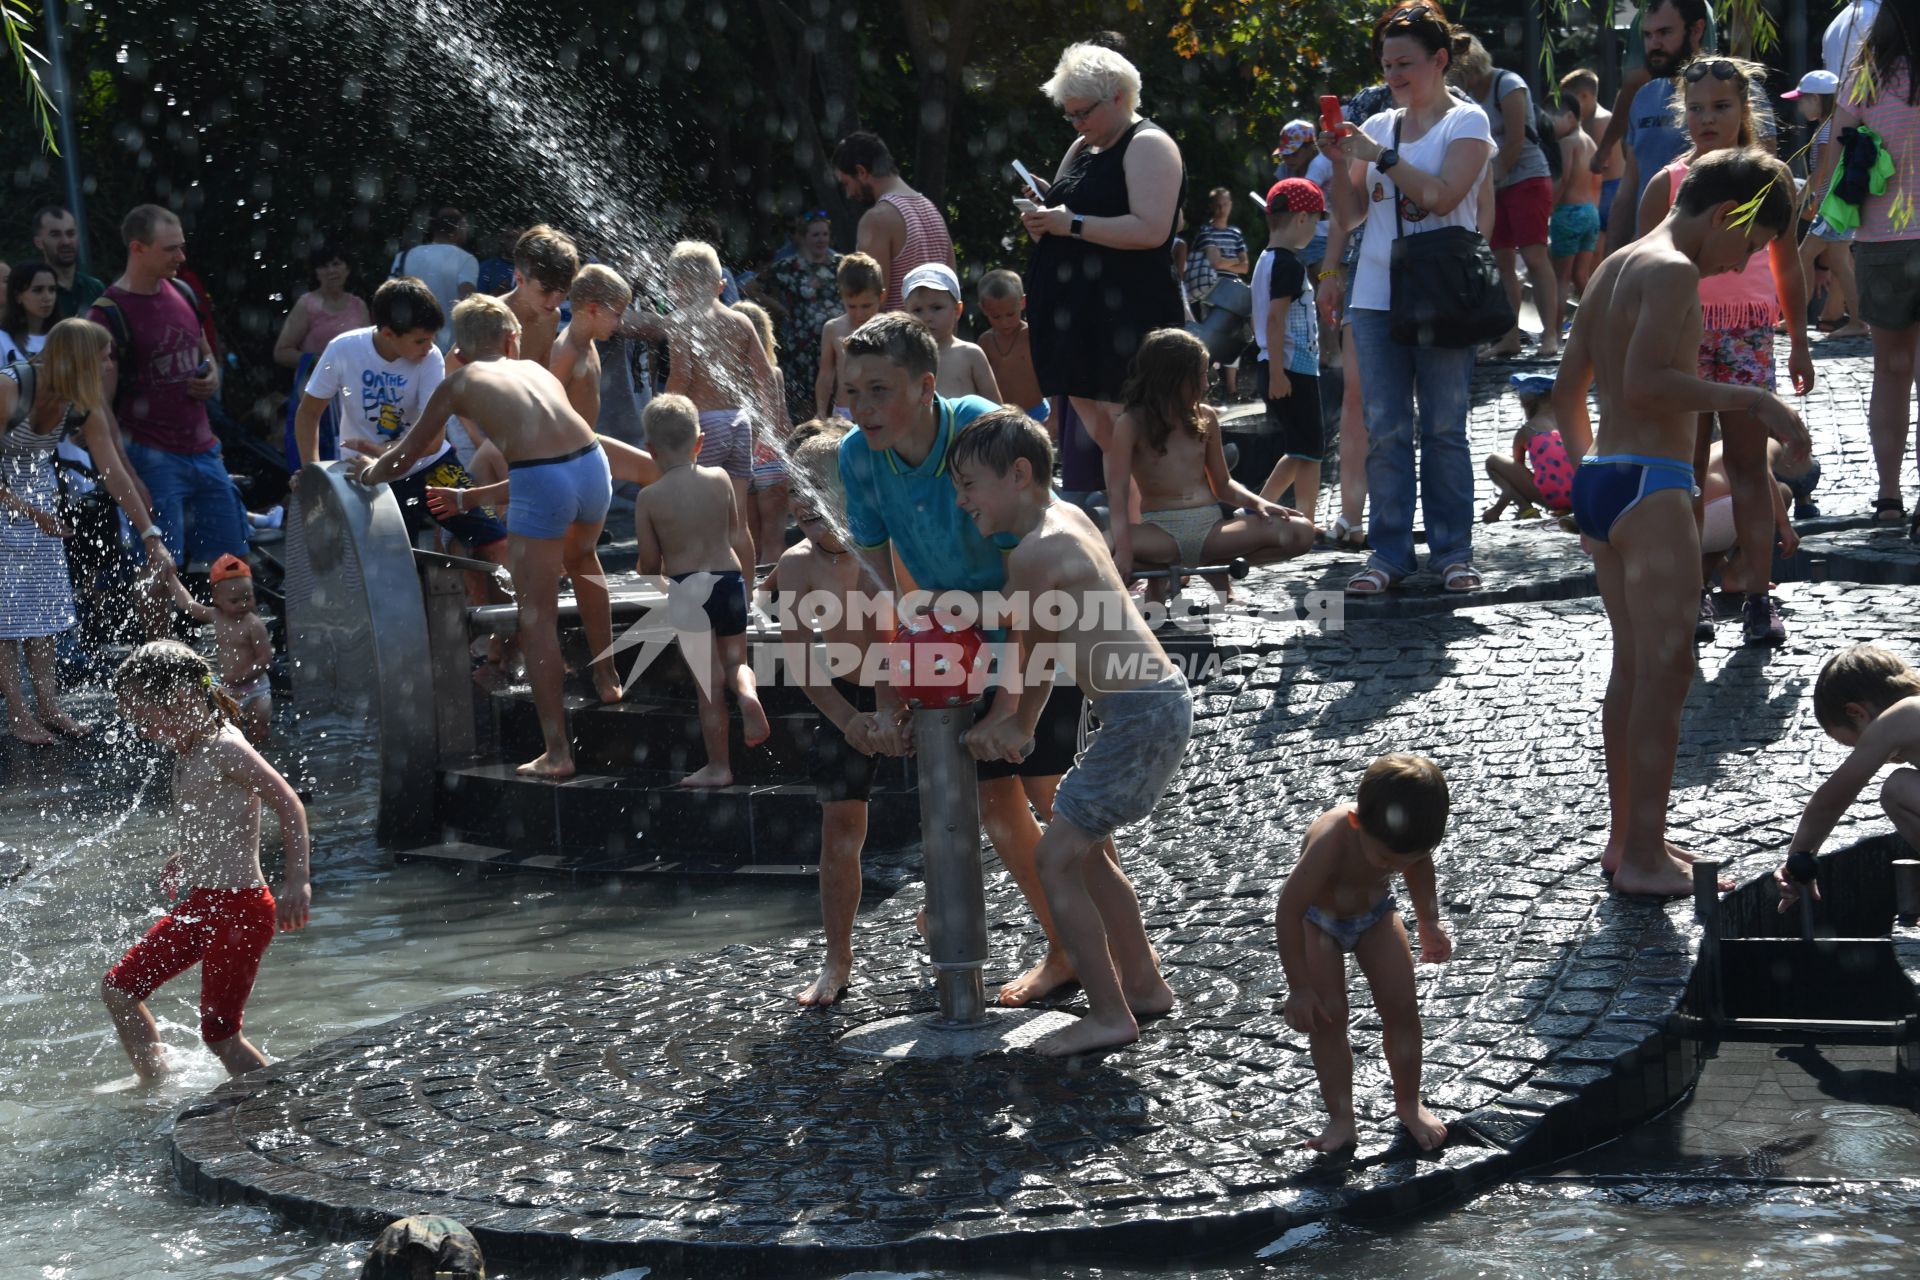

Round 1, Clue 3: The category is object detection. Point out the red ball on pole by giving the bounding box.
[891,617,989,709]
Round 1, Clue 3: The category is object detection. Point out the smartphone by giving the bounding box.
[1319,94,1343,136]
[1013,197,1041,214]
[1011,158,1038,194]
[194,358,212,378]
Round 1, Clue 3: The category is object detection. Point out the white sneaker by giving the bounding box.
[248,505,285,530]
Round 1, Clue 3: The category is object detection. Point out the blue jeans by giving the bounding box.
[125,440,249,564]
[1348,308,1476,579]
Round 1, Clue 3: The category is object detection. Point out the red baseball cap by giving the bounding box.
[1265,178,1326,215]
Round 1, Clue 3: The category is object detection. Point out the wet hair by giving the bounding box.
[1559,67,1600,98]
[1121,328,1211,455]
[426,206,466,240]
[569,262,632,313]
[111,639,240,726]
[949,406,1055,482]
[978,268,1024,303]
[1355,753,1451,855]
[3,260,55,347]
[731,299,777,358]
[1813,643,1920,731]
[788,419,850,518]
[37,318,111,413]
[1672,146,1795,236]
[832,131,897,179]
[305,240,351,287]
[30,204,73,237]
[370,276,446,337]
[513,224,580,292]
[1855,0,1920,106]
[1370,1,1465,65]
[451,294,519,355]
[836,252,885,299]
[841,311,938,382]
[643,392,700,454]
[665,240,722,295]
[120,204,179,249]
[1672,55,1771,155]
[1042,41,1143,114]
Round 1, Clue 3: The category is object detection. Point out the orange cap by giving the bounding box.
[209,553,252,583]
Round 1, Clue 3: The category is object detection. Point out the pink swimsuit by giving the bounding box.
[1527,427,1575,511]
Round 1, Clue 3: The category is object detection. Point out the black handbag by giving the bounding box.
[1385,113,1517,348]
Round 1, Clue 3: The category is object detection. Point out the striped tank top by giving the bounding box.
[1842,60,1920,243]
[878,190,955,311]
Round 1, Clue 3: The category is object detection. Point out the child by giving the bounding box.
[633,393,768,788]
[975,268,1048,427]
[901,263,999,404]
[774,420,887,1006]
[502,224,579,368]
[1553,147,1808,897]
[1560,67,1624,267]
[1275,754,1454,1152]
[1775,644,1920,911]
[1636,56,1814,647]
[1547,100,1601,340]
[1482,374,1577,523]
[549,264,634,428]
[815,253,884,418]
[732,299,791,569]
[163,554,274,745]
[101,640,310,1081]
[950,408,1184,1057]
[1107,328,1314,592]
[360,295,616,778]
[1788,71,1867,340]
[1251,178,1328,525]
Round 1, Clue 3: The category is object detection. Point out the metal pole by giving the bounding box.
[43,0,90,276]
[912,706,989,1027]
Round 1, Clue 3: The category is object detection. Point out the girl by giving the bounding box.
[101,640,310,1081]
[1106,328,1314,597]
[1482,375,1577,523]
[1637,54,1813,646]
[1788,71,1869,340]
[0,261,58,365]
[732,299,790,569]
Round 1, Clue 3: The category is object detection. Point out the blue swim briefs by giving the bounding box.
[1571,454,1696,544]
[506,441,612,540]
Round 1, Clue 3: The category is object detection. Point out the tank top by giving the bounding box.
[1667,161,1781,330]
[877,190,955,311]
[302,291,369,356]
[1,364,85,455]
[1843,60,1920,243]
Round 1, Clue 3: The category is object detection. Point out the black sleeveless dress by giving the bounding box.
[1027,118,1187,403]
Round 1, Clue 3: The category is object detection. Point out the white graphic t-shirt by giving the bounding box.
[303,327,450,480]
[1350,103,1494,313]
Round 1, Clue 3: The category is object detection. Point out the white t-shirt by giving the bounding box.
[303,327,450,479]
[1350,104,1494,313]
[1824,1,1880,77]
[1305,153,1334,194]
[0,331,47,365]
[389,242,478,352]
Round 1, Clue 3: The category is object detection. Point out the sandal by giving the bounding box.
[1345,566,1399,595]
[1441,563,1483,593]
[1873,496,1906,523]
[1324,513,1368,549]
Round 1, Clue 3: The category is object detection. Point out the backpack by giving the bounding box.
[1499,70,1563,180]
[87,277,206,406]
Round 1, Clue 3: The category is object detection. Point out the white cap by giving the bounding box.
[1782,69,1839,99]
[900,262,961,301]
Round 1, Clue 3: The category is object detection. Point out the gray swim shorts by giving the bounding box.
[1051,670,1193,840]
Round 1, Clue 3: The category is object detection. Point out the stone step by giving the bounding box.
[392,838,823,883]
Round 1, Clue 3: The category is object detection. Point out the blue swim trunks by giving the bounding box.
[506,441,612,540]
[1571,454,1696,544]
[1549,203,1601,258]
[1306,892,1396,953]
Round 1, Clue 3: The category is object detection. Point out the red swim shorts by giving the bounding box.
[104,885,276,1043]
[1491,176,1554,251]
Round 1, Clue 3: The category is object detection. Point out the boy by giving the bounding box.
[775,420,890,1005]
[815,252,884,418]
[550,263,634,428]
[502,224,579,368]
[359,296,616,778]
[662,240,784,541]
[1775,644,1920,911]
[1547,100,1602,342]
[1252,178,1327,525]
[901,262,999,404]
[1552,148,1809,897]
[1560,67,1625,249]
[634,393,769,788]
[1275,754,1454,1152]
[976,268,1048,427]
[951,408,1184,1057]
[164,554,274,745]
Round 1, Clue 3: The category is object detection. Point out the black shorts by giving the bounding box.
[668,570,749,638]
[390,450,509,549]
[1263,370,1325,462]
[976,679,1087,781]
[809,678,878,803]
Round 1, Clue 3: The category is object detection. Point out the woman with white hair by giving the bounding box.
[1020,42,1185,459]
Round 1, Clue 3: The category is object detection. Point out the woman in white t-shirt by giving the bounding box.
[0,262,58,366]
[1319,4,1493,595]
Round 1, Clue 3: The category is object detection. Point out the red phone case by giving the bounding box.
[1319,95,1342,135]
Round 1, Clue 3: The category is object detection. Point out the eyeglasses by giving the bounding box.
[1683,59,1740,84]
[1063,100,1103,124]
[1383,2,1437,27]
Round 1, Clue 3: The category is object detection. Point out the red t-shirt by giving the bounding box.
[89,283,215,454]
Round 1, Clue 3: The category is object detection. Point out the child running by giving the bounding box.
[1775,644,1920,911]
[1275,754,1453,1152]
[1482,374,1577,523]
[901,263,1000,403]
[1251,178,1328,525]
[951,408,1184,1057]
[975,269,1048,426]
[814,253,885,419]
[549,263,634,428]
[360,295,616,779]
[633,393,769,788]
[162,554,274,745]
[101,641,310,1081]
[1106,328,1314,589]
[1553,146,1809,897]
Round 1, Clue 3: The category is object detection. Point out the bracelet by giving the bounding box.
[1316,269,1339,281]
[458,489,467,512]
[139,525,162,541]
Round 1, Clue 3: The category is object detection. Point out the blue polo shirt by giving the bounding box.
[839,395,1007,592]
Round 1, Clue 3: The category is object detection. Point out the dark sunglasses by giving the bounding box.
[798,210,830,224]
[1683,59,1741,84]
[1384,2,1438,26]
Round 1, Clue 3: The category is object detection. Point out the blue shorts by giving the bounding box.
[1598,177,1622,232]
[505,442,612,541]
[125,440,249,565]
[1571,454,1696,544]
[667,569,748,638]
[1549,203,1601,258]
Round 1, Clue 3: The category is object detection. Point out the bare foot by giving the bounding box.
[7,716,54,746]
[1035,1011,1139,1058]
[516,752,576,780]
[997,949,1076,1007]
[1306,1114,1358,1152]
[1399,1101,1449,1151]
[594,671,624,705]
[1611,848,1696,898]
[1126,973,1176,1020]
[915,906,927,940]
[741,691,771,748]
[1481,504,1506,524]
[1536,341,1560,359]
[797,956,852,1006]
[677,763,733,788]
[1825,320,1869,340]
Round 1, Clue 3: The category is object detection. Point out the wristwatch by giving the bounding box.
[1070,214,1086,239]
[1376,148,1401,172]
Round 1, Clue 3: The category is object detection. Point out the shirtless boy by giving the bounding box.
[662,240,784,532]
[902,263,1000,404]
[163,554,274,745]
[634,393,769,788]
[1551,147,1809,897]
[1276,754,1454,1152]
[815,253,884,419]
[976,269,1048,426]
[951,408,1184,1057]
[502,224,579,368]
[1548,100,1602,335]
[549,264,633,427]
[360,295,615,778]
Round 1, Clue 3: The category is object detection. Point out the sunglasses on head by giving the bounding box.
[1384,2,1438,26]
[1683,59,1741,84]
